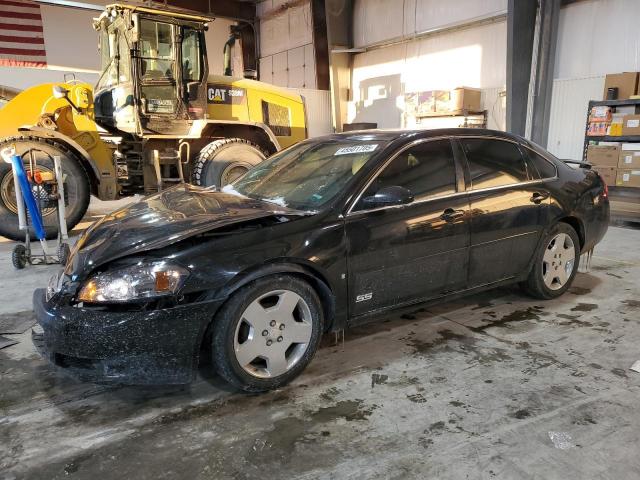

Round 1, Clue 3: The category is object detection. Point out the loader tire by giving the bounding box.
[0,136,91,241]
[191,138,267,189]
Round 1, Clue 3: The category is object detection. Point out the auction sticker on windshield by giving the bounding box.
[334,144,379,155]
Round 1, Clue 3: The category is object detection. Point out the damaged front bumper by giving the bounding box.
[32,288,222,385]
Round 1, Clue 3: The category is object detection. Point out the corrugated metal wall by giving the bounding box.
[348,0,640,157]
[348,20,507,128]
[285,88,333,137]
[547,76,604,160]
[353,0,507,48]
[555,0,640,79]
[257,0,317,89]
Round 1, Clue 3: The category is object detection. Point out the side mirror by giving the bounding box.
[362,185,414,208]
[52,85,69,99]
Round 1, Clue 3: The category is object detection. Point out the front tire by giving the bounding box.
[522,222,580,299]
[191,138,266,189]
[0,136,90,241]
[211,275,324,392]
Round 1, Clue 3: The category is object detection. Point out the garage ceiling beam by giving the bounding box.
[166,0,256,23]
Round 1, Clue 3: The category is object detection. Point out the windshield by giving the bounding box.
[224,139,388,211]
[96,24,130,90]
[139,20,175,80]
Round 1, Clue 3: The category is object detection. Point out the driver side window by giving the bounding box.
[355,139,457,211]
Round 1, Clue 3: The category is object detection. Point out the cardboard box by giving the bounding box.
[608,123,623,136]
[618,148,640,168]
[587,121,610,136]
[449,87,481,112]
[621,114,640,135]
[587,144,620,166]
[593,166,617,185]
[589,106,612,122]
[603,72,639,100]
[616,169,640,187]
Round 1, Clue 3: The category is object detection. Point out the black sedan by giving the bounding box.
[33,129,609,392]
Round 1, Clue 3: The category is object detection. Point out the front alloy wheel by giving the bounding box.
[234,290,313,378]
[211,275,324,392]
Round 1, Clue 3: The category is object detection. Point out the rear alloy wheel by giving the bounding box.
[522,222,580,299]
[0,136,90,241]
[542,232,576,291]
[211,275,324,392]
[191,138,266,189]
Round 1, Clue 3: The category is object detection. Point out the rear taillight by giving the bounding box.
[602,181,608,199]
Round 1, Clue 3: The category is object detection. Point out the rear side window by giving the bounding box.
[461,138,530,190]
[356,139,456,209]
[525,148,557,179]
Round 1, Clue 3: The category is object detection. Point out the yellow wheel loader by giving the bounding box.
[0,3,308,241]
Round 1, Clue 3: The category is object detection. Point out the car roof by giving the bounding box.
[319,128,523,143]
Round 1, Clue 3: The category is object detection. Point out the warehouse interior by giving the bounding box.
[1,0,640,478]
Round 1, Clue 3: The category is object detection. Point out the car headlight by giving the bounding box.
[77,262,189,303]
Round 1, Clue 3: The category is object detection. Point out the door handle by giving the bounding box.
[440,208,465,222]
[530,192,549,204]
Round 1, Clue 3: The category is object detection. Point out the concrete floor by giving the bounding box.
[1,207,639,479]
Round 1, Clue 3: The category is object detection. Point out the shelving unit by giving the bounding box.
[583,98,640,222]
[416,109,488,128]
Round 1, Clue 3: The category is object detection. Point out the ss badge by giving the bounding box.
[355,292,373,303]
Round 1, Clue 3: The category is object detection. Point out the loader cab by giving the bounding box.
[93,5,209,137]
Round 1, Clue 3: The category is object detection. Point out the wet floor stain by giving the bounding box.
[246,399,378,466]
[556,314,593,327]
[510,409,531,419]
[611,368,628,378]
[469,306,545,333]
[571,303,599,312]
[371,373,388,388]
[569,286,592,295]
[622,300,640,309]
[406,393,427,404]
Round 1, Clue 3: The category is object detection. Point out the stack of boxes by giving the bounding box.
[587,106,612,137]
[587,144,619,184]
[617,144,640,187]
[586,143,640,187]
[585,72,640,188]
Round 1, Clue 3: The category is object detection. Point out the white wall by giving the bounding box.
[547,76,604,160]
[258,0,317,89]
[286,87,332,137]
[554,0,640,79]
[0,3,233,91]
[353,0,507,48]
[547,0,640,160]
[348,20,507,128]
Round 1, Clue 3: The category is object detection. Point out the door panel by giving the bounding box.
[467,187,547,285]
[459,137,549,287]
[346,138,469,317]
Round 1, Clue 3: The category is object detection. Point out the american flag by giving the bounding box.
[0,0,47,68]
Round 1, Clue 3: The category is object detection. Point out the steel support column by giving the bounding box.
[311,0,331,91]
[506,0,537,136]
[530,0,561,146]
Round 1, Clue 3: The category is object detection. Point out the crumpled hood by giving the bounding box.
[67,184,304,279]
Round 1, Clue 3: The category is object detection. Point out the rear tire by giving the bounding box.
[0,136,91,241]
[211,275,324,393]
[191,138,266,189]
[521,222,580,299]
